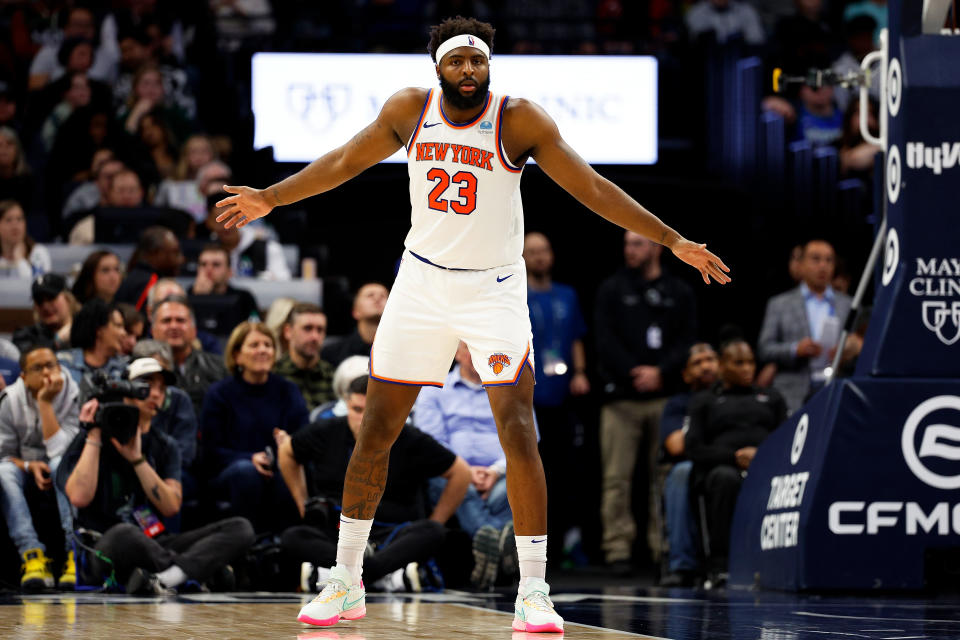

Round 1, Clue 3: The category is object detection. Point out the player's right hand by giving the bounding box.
[216,185,274,229]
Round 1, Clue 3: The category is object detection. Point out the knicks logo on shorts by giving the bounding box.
[488,353,511,375]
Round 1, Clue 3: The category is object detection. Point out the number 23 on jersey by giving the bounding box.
[426,168,478,215]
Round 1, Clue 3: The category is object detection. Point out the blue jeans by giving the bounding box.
[211,458,298,532]
[429,475,512,537]
[664,461,699,573]
[0,458,74,555]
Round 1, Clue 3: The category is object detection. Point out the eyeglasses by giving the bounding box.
[26,362,58,374]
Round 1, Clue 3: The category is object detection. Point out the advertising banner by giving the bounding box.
[251,53,658,165]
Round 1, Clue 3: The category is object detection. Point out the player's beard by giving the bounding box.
[439,73,490,111]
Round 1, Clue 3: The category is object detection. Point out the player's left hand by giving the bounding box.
[671,239,731,285]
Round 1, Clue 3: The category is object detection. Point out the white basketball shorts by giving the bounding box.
[370,250,535,388]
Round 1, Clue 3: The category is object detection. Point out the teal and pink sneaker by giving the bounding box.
[512,578,564,633]
[297,566,366,627]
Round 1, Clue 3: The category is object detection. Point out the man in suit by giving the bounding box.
[758,239,858,414]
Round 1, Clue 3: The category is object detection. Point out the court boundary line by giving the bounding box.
[448,602,677,639]
[795,611,960,624]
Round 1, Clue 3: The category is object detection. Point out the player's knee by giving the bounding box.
[497,415,538,452]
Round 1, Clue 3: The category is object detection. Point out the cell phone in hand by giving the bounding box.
[264,445,276,468]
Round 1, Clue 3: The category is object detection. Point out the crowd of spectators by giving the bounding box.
[0,0,880,595]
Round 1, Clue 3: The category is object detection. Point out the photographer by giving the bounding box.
[59,358,254,594]
[0,342,79,590]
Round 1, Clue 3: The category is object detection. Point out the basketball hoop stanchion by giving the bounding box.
[730,5,960,591]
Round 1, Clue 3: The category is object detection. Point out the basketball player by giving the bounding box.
[217,17,730,633]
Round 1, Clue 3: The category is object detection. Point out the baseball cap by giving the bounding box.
[31,274,67,303]
[127,357,176,385]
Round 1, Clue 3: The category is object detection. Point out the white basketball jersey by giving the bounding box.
[404,89,525,270]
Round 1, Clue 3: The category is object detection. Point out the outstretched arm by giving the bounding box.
[508,100,731,285]
[216,87,426,229]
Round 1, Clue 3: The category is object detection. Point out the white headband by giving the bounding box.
[435,34,490,63]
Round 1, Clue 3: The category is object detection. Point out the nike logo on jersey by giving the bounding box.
[423,122,441,128]
[415,142,495,172]
[497,274,513,283]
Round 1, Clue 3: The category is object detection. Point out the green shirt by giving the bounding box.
[274,354,336,411]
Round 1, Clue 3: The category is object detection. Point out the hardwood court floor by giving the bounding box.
[3,588,960,639]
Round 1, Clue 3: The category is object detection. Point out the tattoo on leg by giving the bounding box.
[342,448,390,520]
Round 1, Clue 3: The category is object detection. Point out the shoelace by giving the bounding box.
[314,578,348,603]
[523,590,555,613]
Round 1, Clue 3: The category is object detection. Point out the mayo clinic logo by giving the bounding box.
[910,258,960,345]
[922,301,960,345]
[286,83,355,133]
[901,396,960,489]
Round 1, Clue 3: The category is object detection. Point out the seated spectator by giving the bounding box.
[839,98,881,179]
[0,342,80,590]
[200,322,308,532]
[117,64,192,144]
[0,338,19,388]
[62,154,124,223]
[188,244,260,336]
[843,0,886,45]
[113,27,196,120]
[68,168,147,244]
[0,200,50,278]
[794,84,843,146]
[0,82,21,132]
[685,0,766,45]
[114,226,184,311]
[321,283,388,368]
[0,127,35,213]
[58,298,128,391]
[71,250,122,304]
[414,342,530,589]
[13,274,76,353]
[130,341,198,471]
[151,296,227,415]
[27,6,119,90]
[201,193,291,280]
[832,15,878,113]
[135,108,178,180]
[39,69,112,152]
[769,0,836,78]
[117,303,145,356]
[658,343,719,587]
[153,135,217,223]
[196,161,232,199]
[143,278,220,356]
[278,375,470,592]
[275,303,335,411]
[265,297,297,347]
[685,338,787,584]
[758,239,853,413]
[311,355,371,422]
[59,359,255,594]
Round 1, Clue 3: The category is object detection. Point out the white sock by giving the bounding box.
[336,515,373,584]
[155,564,187,588]
[516,534,547,589]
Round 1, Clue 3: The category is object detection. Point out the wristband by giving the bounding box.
[131,456,147,467]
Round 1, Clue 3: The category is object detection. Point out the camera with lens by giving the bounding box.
[81,371,150,444]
